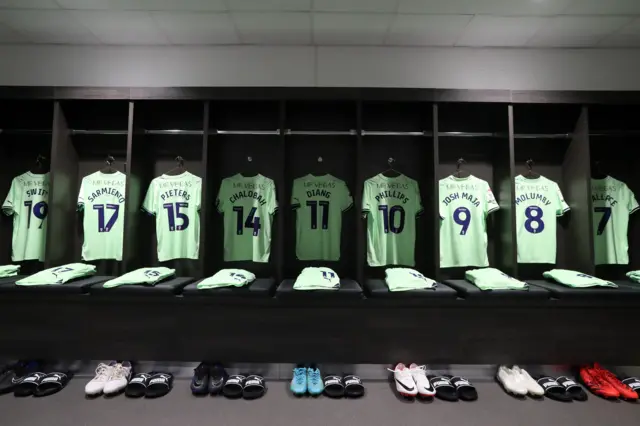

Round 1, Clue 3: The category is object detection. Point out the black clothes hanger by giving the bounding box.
[100,155,117,174]
[591,160,608,180]
[454,158,470,178]
[381,157,402,177]
[30,154,49,173]
[165,156,185,176]
[524,159,540,179]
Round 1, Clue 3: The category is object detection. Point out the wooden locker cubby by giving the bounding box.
[513,104,592,279]
[437,102,515,279]
[0,100,53,274]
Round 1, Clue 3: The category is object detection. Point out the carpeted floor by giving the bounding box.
[1,380,639,426]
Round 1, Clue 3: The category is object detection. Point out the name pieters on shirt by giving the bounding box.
[25,188,49,198]
[592,193,618,207]
[160,189,191,202]
[229,191,267,206]
[515,193,552,207]
[88,188,126,203]
[442,192,480,208]
[375,190,410,204]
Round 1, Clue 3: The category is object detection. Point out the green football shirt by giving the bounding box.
[439,175,499,268]
[16,263,96,285]
[362,174,423,267]
[543,269,616,288]
[293,267,340,290]
[384,268,436,292]
[291,174,353,261]
[515,175,570,264]
[197,269,256,289]
[103,267,175,288]
[142,172,202,262]
[77,171,126,261]
[216,174,278,262]
[2,172,50,262]
[591,176,639,265]
[465,267,527,290]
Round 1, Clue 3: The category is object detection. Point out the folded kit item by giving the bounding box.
[293,267,340,290]
[625,271,640,283]
[543,269,617,288]
[16,263,96,286]
[465,268,528,291]
[197,269,256,290]
[0,265,20,277]
[103,267,176,288]
[385,268,436,292]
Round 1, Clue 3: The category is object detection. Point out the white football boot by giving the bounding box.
[388,363,418,397]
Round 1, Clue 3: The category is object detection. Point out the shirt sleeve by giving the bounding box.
[414,181,424,217]
[195,178,202,211]
[626,184,640,214]
[555,183,570,216]
[291,180,301,209]
[268,181,278,215]
[485,183,499,215]
[77,178,86,211]
[361,181,371,217]
[2,178,18,216]
[141,181,156,215]
[342,181,353,212]
[215,181,225,214]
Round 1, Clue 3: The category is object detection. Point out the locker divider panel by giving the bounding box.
[360,101,435,280]
[355,101,364,286]
[431,104,441,279]
[207,101,282,281]
[0,100,53,274]
[198,102,212,276]
[563,107,594,274]
[437,103,511,280]
[283,101,358,281]
[46,102,78,268]
[513,104,584,279]
[589,105,640,279]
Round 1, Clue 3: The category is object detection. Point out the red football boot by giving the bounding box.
[593,363,638,400]
[579,365,619,399]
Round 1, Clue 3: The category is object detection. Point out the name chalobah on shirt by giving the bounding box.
[229,190,268,206]
[160,189,191,201]
[87,187,125,203]
[374,191,411,204]
[515,193,552,206]
[442,192,480,207]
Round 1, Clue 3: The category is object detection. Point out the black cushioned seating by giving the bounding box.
[614,280,640,292]
[182,278,275,298]
[88,277,194,296]
[365,279,458,299]
[276,279,363,300]
[444,279,550,301]
[0,275,110,295]
[528,279,640,300]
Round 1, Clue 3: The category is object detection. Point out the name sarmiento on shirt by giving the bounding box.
[88,187,125,203]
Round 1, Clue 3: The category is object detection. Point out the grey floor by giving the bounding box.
[1,380,639,426]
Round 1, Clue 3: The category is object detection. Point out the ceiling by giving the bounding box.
[0,0,640,47]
